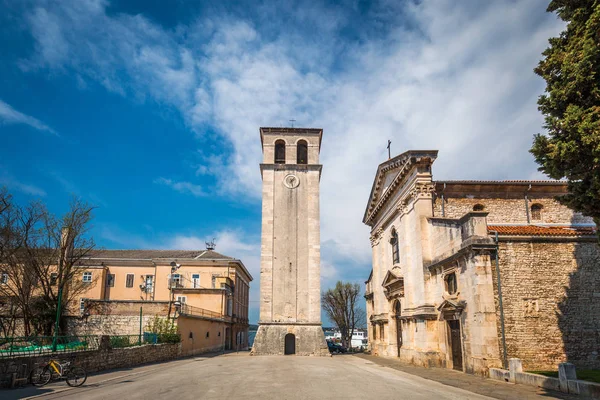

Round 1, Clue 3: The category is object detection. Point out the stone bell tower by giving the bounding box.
[251,127,329,356]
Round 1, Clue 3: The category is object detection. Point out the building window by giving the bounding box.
[445,272,457,295]
[372,324,377,340]
[473,204,485,211]
[82,272,92,283]
[531,204,543,221]
[126,274,134,288]
[227,297,233,316]
[192,274,200,288]
[80,298,85,314]
[212,275,218,288]
[0,273,8,285]
[390,229,399,264]
[50,273,58,286]
[206,332,210,338]
[171,274,182,288]
[106,274,115,287]
[380,324,385,340]
[297,140,308,164]
[176,296,187,304]
[275,140,286,164]
[145,275,154,292]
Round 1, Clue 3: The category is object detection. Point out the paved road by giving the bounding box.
[6,353,571,400]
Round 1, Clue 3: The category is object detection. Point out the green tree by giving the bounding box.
[532,0,600,228]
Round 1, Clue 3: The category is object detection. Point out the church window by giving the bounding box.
[390,229,400,264]
[473,204,485,211]
[275,140,286,164]
[445,272,457,295]
[531,204,543,221]
[297,140,308,164]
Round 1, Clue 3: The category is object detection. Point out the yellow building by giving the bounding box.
[72,248,253,351]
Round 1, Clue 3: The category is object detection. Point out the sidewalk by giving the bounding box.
[354,354,579,400]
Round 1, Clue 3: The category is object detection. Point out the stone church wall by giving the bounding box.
[433,197,591,225]
[493,240,600,370]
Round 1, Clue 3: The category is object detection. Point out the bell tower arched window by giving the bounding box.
[390,229,399,264]
[275,140,286,164]
[297,140,308,164]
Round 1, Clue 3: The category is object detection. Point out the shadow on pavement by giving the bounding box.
[354,354,579,400]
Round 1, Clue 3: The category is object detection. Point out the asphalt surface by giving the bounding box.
[3,353,574,400]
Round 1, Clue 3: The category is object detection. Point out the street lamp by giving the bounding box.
[173,300,182,319]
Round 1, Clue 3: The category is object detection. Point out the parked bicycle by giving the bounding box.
[30,358,87,387]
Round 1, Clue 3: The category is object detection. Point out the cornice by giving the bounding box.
[364,151,437,226]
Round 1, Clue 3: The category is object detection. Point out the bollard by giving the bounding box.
[508,358,523,383]
[558,362,577,393]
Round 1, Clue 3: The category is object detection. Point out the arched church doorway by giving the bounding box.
[284,333,296,355]
[394,300,402,357]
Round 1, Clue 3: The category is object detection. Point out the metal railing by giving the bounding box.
[109,334,145,349]
[0,335,100,359]
[178,304,223,320]
[0,333,181,359]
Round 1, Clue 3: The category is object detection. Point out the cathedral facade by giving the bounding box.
[363,150,600,375]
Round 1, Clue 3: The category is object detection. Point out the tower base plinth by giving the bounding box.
[251,323,330,356]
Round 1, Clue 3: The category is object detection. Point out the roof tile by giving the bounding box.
[488,225,597,237]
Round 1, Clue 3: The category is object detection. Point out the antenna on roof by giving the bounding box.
[289,119,296,128]
[205,238,216,251]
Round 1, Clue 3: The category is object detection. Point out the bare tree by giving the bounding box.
[0,189,41,336]
[322,281,366,350]
[0,190,98,336]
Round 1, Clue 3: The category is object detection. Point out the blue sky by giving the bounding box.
[0,0,563,324]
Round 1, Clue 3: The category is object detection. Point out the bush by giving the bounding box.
[110,335,136,348]
[145,316,180,344]
[157,333,181,344]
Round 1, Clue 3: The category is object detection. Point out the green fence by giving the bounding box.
[0,333,181,359]
[0,335,100,359]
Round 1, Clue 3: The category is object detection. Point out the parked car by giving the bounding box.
[327,341,347,354]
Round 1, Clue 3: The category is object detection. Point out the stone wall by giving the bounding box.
[493,240,600,370]
[433,197,592,225]
[68,300,169,336]
[0,341,181,388]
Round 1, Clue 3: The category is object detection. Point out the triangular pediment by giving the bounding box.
[381,269,402,288]
[437,299,465,312]
[363,150,438,225]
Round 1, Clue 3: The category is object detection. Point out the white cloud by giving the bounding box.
[22,0,565,305]
[0,169,46,197]
[154,177,206,197]
[0,99,58,135]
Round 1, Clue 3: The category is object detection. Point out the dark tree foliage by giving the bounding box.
[532,0,600,228]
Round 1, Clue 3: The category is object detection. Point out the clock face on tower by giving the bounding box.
[283,174,300,189]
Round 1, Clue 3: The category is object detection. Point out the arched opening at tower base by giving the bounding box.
[284,333,296,355]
